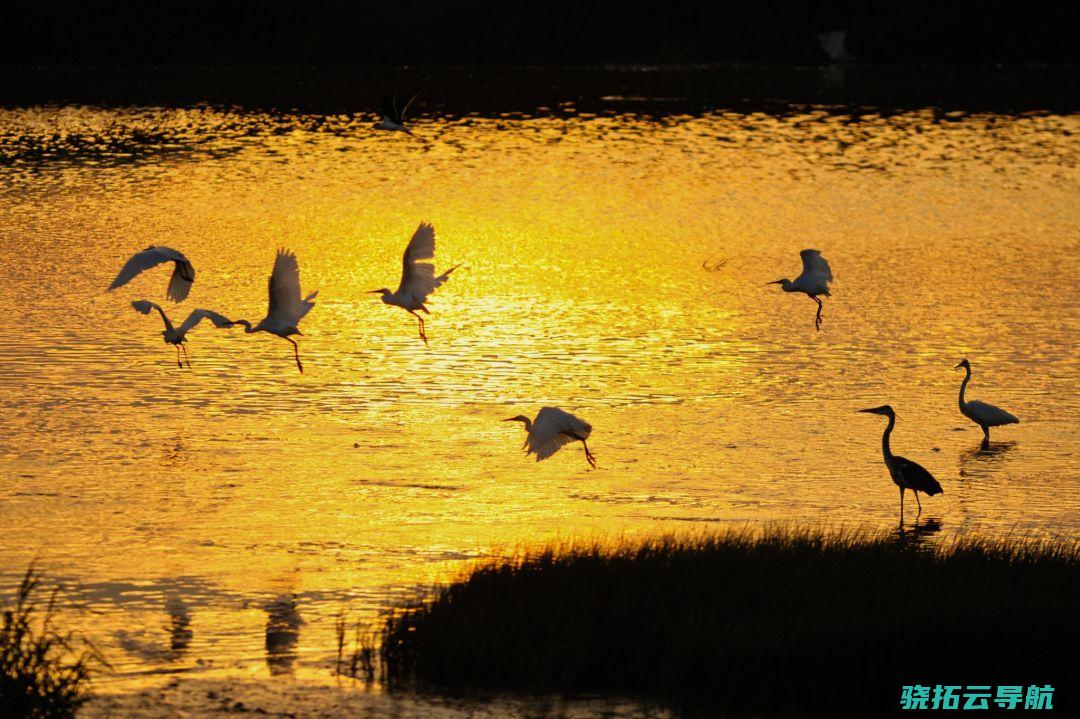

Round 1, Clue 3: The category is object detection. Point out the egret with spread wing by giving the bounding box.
[375,86,423,135]
[109,246,196,302]
[859,405,943,520]
[768,249,833,331]
[228,249,317,373]
[368,222,460,345]
[503,407,597,469]
[131,300,235,369]
[955,359,1019,448]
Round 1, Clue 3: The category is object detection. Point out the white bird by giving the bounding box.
[131,300,235,369]
[374,86,423,135]
[502,407,597,469]
[768,249,834,331]
[368,222,460,346]
[955,359,1019,448]
[228,249,317,373]
[109,246,196,303]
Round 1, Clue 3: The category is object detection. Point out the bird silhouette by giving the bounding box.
[503,407,597,469]
[131,300,235,368]
[768,249,833,331]
[109,246,196,302]
[955,359,1019,448]
[859,405,943,520]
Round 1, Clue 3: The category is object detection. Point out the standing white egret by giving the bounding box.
[375,86,423,135]
[502,407,597,469]
[108,246,196,302]
[955,359,1019,448]
[859,405,943,519]
[368,222,460,346]
[131,300,235,368]
[768,249,833,331]
[227,249,317,374]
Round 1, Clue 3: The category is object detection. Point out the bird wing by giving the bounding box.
[379,93,399,122]
[131,299,174,332]
[397,222,455,303]
[965,400,1019,426]
[893,455,943,496]
[799,249,833,282]
[109,246,191,298]
[528,407,593,461]
[177,309,236,336]
[167,257,195,302]
[267,249,312,325]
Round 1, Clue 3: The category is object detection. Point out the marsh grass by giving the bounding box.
[381,527,1079,717]
[1,568,103,718]
[335,610,378,685]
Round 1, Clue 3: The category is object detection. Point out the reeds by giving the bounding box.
[0,568,102,718]
[381,527,1079,716]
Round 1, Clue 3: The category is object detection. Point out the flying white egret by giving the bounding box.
[368,222,460,346]
[859,405,943,519]
[503,407,597,469]
[955,359,1019,448]
[227,249,317,374]
[375,86,423,135]
[131,300,235,368]
[108,246,196,302]
[768,249,833,331]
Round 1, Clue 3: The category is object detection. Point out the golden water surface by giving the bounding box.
[0,105,1078,695]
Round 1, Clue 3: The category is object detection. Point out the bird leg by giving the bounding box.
[581,440,597,469]
[286,337,303,374]
[981,426,990,449]
[174,345,183,369]
[180,344,191,369]
[813,296,824,331]
[408,310,428,346]
[899,486,904,521]
[914,490,922,514]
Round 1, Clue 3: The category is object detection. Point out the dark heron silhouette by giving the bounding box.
[955,359,1019,448]
[859,405,943,518]
[131,300,235,368]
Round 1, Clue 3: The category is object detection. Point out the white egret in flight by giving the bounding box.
[955,359,1019,448]
[368,222,460,345]
[859,405,943,519]
[503,407,597,469]
[768,249,833,331]
[109,246,196,302]
[227,249,317,374]
[131,300,235,369]
[375,86,423,135]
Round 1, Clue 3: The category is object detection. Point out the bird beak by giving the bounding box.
[766,280,783,285]
[857,408,876,414]
[366,289,383,294]
[500,418,516,422]
[954,362,964,369]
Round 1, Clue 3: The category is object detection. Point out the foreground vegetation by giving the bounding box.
[381,527,1079,717]
[1,569,100,718]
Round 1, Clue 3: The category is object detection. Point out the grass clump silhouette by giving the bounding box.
[381,527,1078,716]
[1,568,102,718]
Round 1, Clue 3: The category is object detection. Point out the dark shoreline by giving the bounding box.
[380,528,1080,717]
[1,64,1077,116]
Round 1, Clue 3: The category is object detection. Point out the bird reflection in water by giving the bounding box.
[264,594,303,676]
[166,594,193,656]
[959,441,1018,480]
[895,517,943,547]
[115,592,192,662]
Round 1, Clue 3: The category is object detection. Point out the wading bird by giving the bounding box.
[768,249,833,331]
[109,246,196,302]
[859,405,943,518]
[955,359,1019,448]
[368,222,460,345]
[227,249,317,373]
[131,300,235,368]
[503,407,597,469]
[375,86,423,135]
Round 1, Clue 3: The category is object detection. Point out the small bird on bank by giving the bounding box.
[768,249,833,331]
[227,249,317,374]
[368,222,460,346]
[109,246,196,302]
[131,300,235,368]
[375,87,423,135]
[503,407,597,469]
[955,359,1019,448]
[859,405,943,519]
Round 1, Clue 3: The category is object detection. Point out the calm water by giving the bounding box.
[0,104,1078,700]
